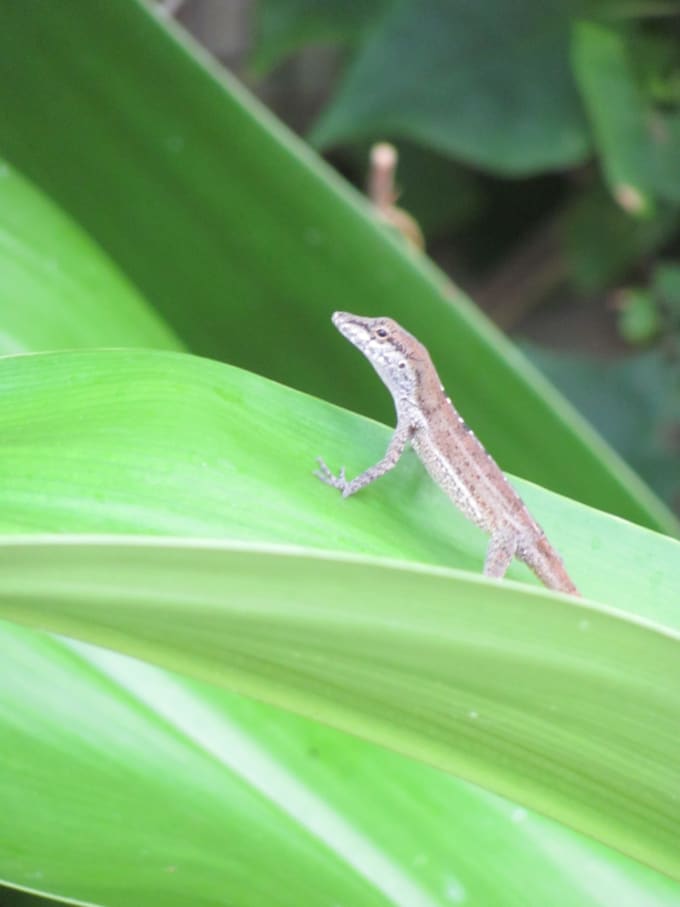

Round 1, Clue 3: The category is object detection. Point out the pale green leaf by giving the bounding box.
[4,623,678,907]
[0,349,678,880]
[0,538,678,884]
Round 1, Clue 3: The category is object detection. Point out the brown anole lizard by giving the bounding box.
[316,311,580,596]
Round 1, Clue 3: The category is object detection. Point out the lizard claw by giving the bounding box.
[314,458,347,493]
[314,457,332,483]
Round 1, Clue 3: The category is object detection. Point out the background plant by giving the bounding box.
[252,0,680,513]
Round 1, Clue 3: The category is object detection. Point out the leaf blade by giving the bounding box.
[4,621,678,907]
[0,0,673,531]
[1,348,679,622]
[0,537,678,880]
[0,161,181,353]
[311,0,590,173]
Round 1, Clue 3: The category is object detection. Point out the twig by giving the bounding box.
[367,143,425,250]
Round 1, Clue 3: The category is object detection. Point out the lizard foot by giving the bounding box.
[314,458,348,494]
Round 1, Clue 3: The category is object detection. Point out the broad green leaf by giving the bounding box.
[0,0,672,532]
[0,537,678,883]
[2,328,675,906]
[1,349,679,891]
[0,348,678,619]
[310,0,590,174]
[0,160,181,354]
[4,624,679,907]
[1,347,679,619]
[252,0,391,72]
[572,20,680,212]
[524,346,680,510]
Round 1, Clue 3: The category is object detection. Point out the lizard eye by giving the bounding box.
[398,361,406,368]
[376,328,388,338]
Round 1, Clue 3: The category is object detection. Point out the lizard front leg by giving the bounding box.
[483,527,518,578]
[316,422,411,498]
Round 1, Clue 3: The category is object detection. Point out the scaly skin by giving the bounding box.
[316,311,579,596]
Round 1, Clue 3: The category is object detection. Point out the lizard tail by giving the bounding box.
[521,534,580,597]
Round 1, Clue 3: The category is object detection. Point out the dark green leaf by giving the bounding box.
[524,345,680,511]
[572,20,680,210]
[252,0,392,72]
[311,0,591,174]
[0,0,673,532]
[562,184,678,293]
[617,289,661,344]
[655,263,680,319]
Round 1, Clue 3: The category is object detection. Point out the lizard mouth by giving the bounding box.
[331,311,370,351]
[332,311,353,330]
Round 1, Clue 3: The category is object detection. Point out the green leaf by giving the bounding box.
[0,0,674,533]
[310,0,590,174]
[655,263,680,319]
[562,184,679,293]
[0,345,678,642]
[572,20,680,212]
[1,345,680,620]
[252,0,391,72]
[0,537,678,883]
[1,348,680,892]
[0,346,674,611]
[524,346,680,510]
[0,160,181,354]
[4,624,679,907]
[617,289,661,344]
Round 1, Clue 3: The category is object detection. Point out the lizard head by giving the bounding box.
[331,311,425,399]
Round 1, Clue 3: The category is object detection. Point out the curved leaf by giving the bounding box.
[252,0,390,72]
[311,0,590,173]
[0,350,677,622]
[0,160,181,354]
[0,348,679,879]
[0,538,678,883]
[0,0,673,531]
[572,21,680,211]
[4,623,678,907]
[0,348,678,622]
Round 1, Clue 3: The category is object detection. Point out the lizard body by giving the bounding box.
[316,311,579,596]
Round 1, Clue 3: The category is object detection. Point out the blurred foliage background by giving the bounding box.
[171,0,680,513]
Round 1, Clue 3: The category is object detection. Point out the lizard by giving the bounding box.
[315,311,580,596]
